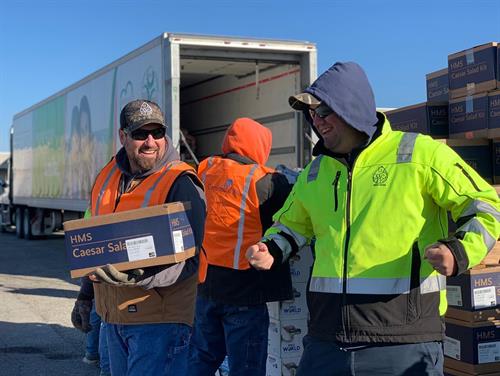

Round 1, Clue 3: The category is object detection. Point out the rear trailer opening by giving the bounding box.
[178,55,310,168]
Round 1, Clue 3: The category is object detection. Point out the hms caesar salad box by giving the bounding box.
[63,202,196,278]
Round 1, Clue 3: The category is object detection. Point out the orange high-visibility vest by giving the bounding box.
[91,158,197,215]
[198,156,274,273]
[91,157,203,324]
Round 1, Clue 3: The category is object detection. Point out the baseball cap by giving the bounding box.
[120,100,166,133]
[288,92,321,111]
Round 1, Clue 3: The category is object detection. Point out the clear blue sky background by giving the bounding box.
[0,0,499,152]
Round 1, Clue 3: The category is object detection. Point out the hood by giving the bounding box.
[222,118,272,165]
[305,62,378,141]
[115,135,180,178]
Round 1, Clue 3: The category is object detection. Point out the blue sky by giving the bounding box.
[0,0,499,152]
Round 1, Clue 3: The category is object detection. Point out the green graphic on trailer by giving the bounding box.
[32,96,65,198]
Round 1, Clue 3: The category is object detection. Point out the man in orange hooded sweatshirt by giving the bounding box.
[188,118,293,375]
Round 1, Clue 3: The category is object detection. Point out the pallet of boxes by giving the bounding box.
[386,42,500,376]
[266,244,313,376]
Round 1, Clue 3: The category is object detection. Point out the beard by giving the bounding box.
[128,147,163,173]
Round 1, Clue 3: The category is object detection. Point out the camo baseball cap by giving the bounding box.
[120,100,166,133]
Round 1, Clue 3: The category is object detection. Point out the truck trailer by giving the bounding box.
[0,32,317,239]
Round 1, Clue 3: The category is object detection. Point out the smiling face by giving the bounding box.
[119,123,167,174]
[310,105,367,154]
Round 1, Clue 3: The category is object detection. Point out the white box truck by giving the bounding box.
[0,33,317,239]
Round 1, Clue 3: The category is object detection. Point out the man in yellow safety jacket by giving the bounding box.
[246,62,500,376]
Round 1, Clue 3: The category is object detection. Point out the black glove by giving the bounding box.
[93,264,146,287]
[71,299,92,333]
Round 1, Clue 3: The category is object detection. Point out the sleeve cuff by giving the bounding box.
[438,237,469,276]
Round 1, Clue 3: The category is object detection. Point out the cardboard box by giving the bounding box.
[446,266,500,311]
[268,282,308,320]
[444,318,500,372]
[488,90,500,138]
[266,354,301,376]
[63,202,196,278]
[427,68,450,102]
[449,94,489,139]
[444,366,500,376]
[446,307,500,323]
[385,102,448,138]
[444,139,493,183]
[268,318,307,359]
[493,139,500,184]
[289,246,313,283]
[448,42,498,99]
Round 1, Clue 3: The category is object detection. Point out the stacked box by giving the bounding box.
[449,94,489,139]
[444,318,500,374]
[488,90,500,138]
[448,42,498,99]
[385,102,448,137]
[266,246,313,375]
[444,139,493,183]
[444,366,500,376]
[266,354,301,376]
[493,139,500,184]
[427,68,450,102]
[446,265,500,313]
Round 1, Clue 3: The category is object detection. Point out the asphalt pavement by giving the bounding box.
[0,230,100,376]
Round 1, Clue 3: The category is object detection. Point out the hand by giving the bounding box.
[71,299,92,333]
[424,243,457,276]
[246,242,274,270]
[92,264,145,286]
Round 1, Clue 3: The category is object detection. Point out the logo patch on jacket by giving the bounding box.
[372,166,388,186]
[128,305,137,313]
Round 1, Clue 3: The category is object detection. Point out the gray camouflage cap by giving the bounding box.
[120,100,166,133]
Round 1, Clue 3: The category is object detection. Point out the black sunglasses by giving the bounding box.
[309,104,334,119]
[127,127,166,141]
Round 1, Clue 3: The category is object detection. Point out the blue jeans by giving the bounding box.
[99,321,110,375]
[297,335,444,376]
[85,303,101,358]
[188,295,269,376]
[105,322,190,376]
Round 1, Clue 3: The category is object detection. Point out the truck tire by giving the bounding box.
[15,207,24,238]
[23,207,33,240]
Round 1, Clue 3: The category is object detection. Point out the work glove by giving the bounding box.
[93,264,146,287]
[71,299,92,333]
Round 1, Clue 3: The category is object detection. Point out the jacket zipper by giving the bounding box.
[342,169,352,342]
[332,171,341,211]
[455,163,480,192]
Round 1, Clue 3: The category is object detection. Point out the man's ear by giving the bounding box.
[119,129,126,146]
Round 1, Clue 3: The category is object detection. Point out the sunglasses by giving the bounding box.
[309,104,334,119]
[127,127,166,141]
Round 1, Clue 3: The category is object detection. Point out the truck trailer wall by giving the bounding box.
[12,43,163,210]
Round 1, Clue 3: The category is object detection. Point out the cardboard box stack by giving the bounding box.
[387,41,500,188]
[444,253,500,375]
[266,246,313,376]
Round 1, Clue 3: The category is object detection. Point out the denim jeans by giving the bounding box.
[85,303,101,358]
[105,322,191,376]
[99,321,110,375]
[188,295,269,376]
[296,335,444,376]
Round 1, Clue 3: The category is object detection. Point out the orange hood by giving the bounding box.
[221,118,272,165]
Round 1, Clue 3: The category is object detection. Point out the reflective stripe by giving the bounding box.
[460,200,500,222]
[307,155,323,182]
[233,164,259,269]
[266,222,309,260]
[420,274,446,294]
[309,275,445,295]
[141,161,180,207]
[458,218,497,251]
[95,165,119,216]
[397,132,418,163]
[200,157,214,183]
